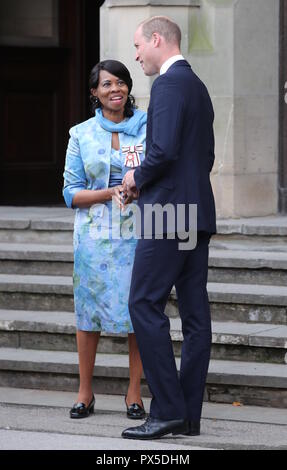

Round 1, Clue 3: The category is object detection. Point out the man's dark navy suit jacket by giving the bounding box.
[134,60,216,236]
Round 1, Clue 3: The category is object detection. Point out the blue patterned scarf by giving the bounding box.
[96,108,147,137]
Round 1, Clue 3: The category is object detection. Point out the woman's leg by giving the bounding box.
[126,333,143,405]
[76,330,101,405]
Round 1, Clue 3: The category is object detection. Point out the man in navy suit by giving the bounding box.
[122,16,216,440]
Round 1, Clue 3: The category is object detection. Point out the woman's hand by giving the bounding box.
[112,185,125,209]
[112,185,139,211]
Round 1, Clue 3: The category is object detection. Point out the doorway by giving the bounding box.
[0,0,104,205]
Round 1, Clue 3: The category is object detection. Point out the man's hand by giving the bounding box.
[122,170,136,195]
[122,170,140,207]
[123,188,139,206]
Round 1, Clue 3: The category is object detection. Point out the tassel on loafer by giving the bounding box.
[125,396,146,420]
[70,395,95,419]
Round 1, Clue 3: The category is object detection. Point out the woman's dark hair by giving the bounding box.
[89,60,136,117]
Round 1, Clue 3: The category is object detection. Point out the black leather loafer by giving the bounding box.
[185,421,200,436]
[122,416,188,440]
[125,396,146,420]
[69,395,95,419]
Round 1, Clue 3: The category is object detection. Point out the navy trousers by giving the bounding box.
[128,232,212,422]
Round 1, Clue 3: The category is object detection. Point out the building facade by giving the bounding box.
[0,0,286,219]
[101,0,286,219]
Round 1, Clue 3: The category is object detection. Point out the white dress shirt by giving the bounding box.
[159,54,185,75]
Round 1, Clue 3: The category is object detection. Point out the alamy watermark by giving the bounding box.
[89,198,198,250]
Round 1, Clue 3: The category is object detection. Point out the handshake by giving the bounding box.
[113,169,139,210]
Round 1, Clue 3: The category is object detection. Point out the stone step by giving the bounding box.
[0,243,73,276]
[0,274,74,312]
[0,274,286,324]
[1,208,287,245]
[0,243,73,262]
[210,249,287,269]
[208,249,287,286]
[0,207,73,244]
[0,347,286,408]
[1,243,287,285]
[212,216,287,253]
[211,237,287,252]
[171,282,287,324]
[0,310,286,364]
[216,216,287,237]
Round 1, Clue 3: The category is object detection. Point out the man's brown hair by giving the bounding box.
[140,16,181,46]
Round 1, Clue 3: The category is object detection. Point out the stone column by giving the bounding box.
[100,0,280,218]
[188,0,280,218]
[279,0,287,213]
[100,0,201,109]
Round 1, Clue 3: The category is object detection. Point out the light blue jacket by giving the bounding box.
[63,112,147,209]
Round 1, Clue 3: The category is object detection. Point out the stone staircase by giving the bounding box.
[0,207,286,408]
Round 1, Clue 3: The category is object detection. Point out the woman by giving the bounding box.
[63,60,147,419]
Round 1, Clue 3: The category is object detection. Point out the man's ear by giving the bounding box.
[152,32,161,48]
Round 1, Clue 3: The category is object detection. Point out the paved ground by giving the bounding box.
[0,388,286,450]
[0,429,208,451]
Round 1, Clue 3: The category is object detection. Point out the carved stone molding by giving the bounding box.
[105,0,200,7]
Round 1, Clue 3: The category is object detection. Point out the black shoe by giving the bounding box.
[185,421,200,436]
[125,396,146,420]
[69,395,95,419]
[122,416,188,440]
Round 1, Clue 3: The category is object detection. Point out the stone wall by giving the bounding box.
[100,0,280,218]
